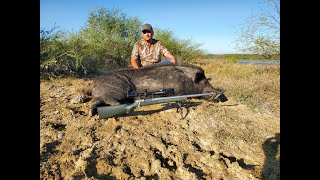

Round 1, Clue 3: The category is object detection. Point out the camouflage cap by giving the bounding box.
[141,23,153,32]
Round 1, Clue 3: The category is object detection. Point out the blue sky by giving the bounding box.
[40,0,262,54]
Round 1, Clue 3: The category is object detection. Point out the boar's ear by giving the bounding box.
[194,72,206,83]
[176,66,205,83]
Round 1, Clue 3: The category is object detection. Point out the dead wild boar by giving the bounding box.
[89,63,227,116]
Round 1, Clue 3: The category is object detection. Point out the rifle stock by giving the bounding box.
[97,91,222,119]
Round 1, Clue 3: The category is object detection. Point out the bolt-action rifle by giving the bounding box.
[97,89,224,119]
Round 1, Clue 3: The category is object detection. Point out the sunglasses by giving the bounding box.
[142,30,152,34]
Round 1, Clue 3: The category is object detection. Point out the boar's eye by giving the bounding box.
[194,72,205,83]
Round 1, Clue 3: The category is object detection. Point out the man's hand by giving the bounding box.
[170,58,176,64]
[164,51,177,64]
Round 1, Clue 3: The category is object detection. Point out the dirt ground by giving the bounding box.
[40,76,280,180]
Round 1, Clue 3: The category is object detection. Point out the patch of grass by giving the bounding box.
[198,60,280,115]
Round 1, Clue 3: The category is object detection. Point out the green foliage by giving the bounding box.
[40,8,206,78]
[40,27,76,78]
[154,28,205,62]
[40,8,142,78]
[233,0,280,58]
[80,8,142,68]
[40,27,96,78]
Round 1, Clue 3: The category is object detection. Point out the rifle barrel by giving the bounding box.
[138,91,220,102]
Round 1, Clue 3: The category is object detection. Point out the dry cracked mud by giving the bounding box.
[40,77,280,180]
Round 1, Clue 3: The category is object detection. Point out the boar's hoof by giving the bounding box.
[89,107,98,117]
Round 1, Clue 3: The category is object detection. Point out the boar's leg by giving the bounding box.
[90,99,102,116]
[89,96,120,116]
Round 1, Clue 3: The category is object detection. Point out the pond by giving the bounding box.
[238,59,280,65]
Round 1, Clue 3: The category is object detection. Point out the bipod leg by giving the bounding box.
[176,101,188,119]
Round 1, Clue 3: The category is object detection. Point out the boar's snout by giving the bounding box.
[206,88,228,103]
[211,93,228,103]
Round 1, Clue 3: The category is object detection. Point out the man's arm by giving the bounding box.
[164,51,177,64]
[131,57,140,69]
[131,42,141,69]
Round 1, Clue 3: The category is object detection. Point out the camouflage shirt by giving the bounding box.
[131,39,169,67]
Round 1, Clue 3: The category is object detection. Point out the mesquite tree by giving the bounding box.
[234,0,280,59]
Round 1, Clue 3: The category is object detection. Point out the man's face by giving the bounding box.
[141,30,153,41]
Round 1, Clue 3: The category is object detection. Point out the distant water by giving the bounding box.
[238,59,280,65]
